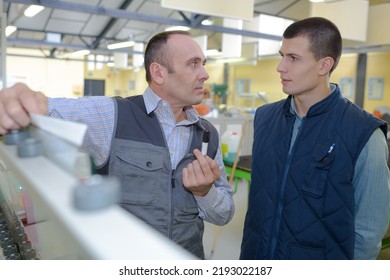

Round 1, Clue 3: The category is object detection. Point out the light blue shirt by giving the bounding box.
[48,87,234,226]
[289,87,390,259]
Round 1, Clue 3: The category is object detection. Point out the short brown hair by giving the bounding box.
[283,17,342,73]
[144,30,191,83]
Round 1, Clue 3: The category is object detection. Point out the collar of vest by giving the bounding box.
[195,117,207,131]
[283,84,342,118]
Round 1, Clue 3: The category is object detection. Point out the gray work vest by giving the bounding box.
[96,95,219,259]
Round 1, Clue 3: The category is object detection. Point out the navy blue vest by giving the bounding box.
[240,86,387,260]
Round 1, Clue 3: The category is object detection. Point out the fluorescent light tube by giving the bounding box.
[165,26,191,31]
[71,49,91,57]
[24,5,44,17]
[5,25,17,37]
[107,41,135,50]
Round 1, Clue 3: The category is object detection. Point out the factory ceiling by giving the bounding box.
[3,0,390,60]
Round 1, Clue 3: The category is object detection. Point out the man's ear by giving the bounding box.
[149,62,164,85]
[319,57,334,76]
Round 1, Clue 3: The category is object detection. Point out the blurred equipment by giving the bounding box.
[221,130,241,164]
[374,106,390,124]
[373,106,390,139]
[0,116,194,260]
[211,83,228,113]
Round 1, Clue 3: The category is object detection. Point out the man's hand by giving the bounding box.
[182,149,221,197]
[0,83,48,135]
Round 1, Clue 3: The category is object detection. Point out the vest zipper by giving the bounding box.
[268,152,293,259]
[168,169,175,239]
[171,170,175,188]
[268,117,305,259]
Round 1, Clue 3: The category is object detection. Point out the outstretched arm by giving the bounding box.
[0,83,48,134]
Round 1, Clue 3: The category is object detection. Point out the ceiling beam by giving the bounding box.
[5,0,282,41]
[14,27,116,41]
[90,0,134,49]
[6,37,143,55]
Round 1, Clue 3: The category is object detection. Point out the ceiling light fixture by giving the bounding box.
[24,5,45,17]
[205,49,222,57]
[165,26,191,32]
[5,25,17,37]
[107,40,135,50]
[309,0,325,2]
[71,49,91,57]
[201,19,213,26]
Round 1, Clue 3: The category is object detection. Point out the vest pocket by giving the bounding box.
[173,155,199,213]
[115,149,164,205]
[301,143,336,198]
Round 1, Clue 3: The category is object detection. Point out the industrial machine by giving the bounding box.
[0,115,194,260]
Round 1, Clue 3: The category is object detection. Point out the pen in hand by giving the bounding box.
[201,130,210,156]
